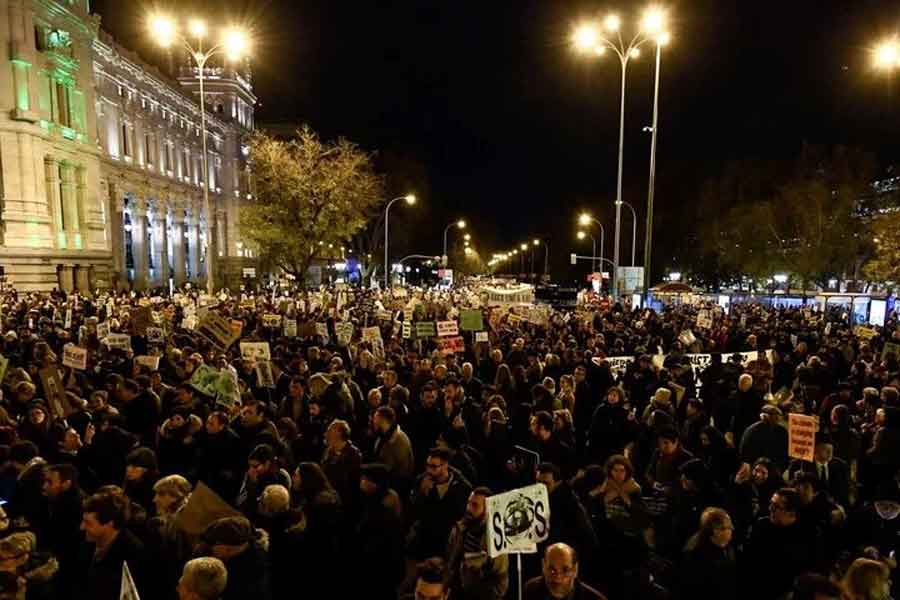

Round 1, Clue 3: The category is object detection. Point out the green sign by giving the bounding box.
[460,310,484,332]
[884,342,900,362]
[416,321,436,338]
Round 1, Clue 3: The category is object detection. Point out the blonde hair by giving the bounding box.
[152,475,192,511]
[843,558,890,600]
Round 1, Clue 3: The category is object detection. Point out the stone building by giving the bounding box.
[0,0,255,292]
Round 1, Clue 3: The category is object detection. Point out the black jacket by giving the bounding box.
[679,539,737,600]
[77,529,145,600]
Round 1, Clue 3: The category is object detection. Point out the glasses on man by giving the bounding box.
[546,565,576,579]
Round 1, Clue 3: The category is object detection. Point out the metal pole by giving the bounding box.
[622,201,637,266]
[530,248,535,281]
[612,56,628,299]
[598,224,605,280]
[383,201,391,289]
[645,42,662,293]
[543,243,549,279]
[592,237,596,272]
[197,48,215,294]
[443,225,449,258]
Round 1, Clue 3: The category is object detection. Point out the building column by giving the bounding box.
[152,201,170,287]
[187,205,201,283]
[131,195,149,291]
[44,157,64,248]
[74,265,92,294]
[172,204,188,286]
[62,163,81,249]
[108,181,128,290]
[58,264,74,293]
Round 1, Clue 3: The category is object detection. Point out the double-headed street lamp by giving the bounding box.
[443,219,466,265]
[150,16,250,295]
[383,194,416,288]
[572,7,669,297]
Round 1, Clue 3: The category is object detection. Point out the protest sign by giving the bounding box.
[696,310,712,330]
[135,355,160,371]
[486,483,550,558]
[883,342,900,362]
[146,327,165,345]
[182,315,197,331]
[606,356,633,379]
[175,481,241,538]
[460,310,484,331]
[256,360,275,388]
[678,329,696,347]
[62,344,88,370]
[262,314,282,328]
[377,309,394,322]
[130,306,152,336]
[372,338,385,361]
[105,334,132,352]
[437,320,459,337]
[283,319,297,338]
[416,321,437,338]
[64,307,72,329]
[214,370,241,409]
[854,326,878,341]
[335,322,354,346]
[240,342,271,361]
[788,413,817,462]
[506,314,523,327]
[437,336,465,355]
[197,312,239,351]
[0,354,8,386]
[97,321,110,340]
[298,321,318,338]
[475,331,489,343]
[120,561,140,600]
[189,364,220,398]
[362,326,382,342]
[230,320,244,338]
[402,322,412,340]
[316,322,329,340]
[39,366,69,419]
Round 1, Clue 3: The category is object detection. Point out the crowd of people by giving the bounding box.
[0,283,896,600]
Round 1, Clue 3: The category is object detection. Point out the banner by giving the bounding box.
[480,286,535,306]
[62,344,88,370]
[788,413,816,462]
[197,312,239,351]
[335,322,353,346]
[460,310,484,332]
[134,355,160,371]
[240,342,271,361]
[436,336,465,355]
[486,483,550,558]
[437,320,459,337]
[416,322,436,338]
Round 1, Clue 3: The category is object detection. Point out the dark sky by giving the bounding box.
[92,0,900,282]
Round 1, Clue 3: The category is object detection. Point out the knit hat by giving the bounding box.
[126,447,158,471]
[203,516,253,547]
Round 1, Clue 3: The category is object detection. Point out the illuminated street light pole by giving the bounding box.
[572,7,669,298]
[150,16,249,294]
[383,194,416,288]
[644,32,669,292]
[620,200,638,266]
[443,219,466,265]
[578,213,605,274]
[577,231,597,272]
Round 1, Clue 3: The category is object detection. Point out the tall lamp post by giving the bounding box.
[443,219,466,265]
[383,194,416,288]
[644,31,670,293]
[150,16,249,295]
[572,7,669,298]
[619,200,638,266]
[578,213,605,274]
[577,231,597,272]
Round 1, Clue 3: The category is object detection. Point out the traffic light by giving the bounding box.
[570,253,577,265]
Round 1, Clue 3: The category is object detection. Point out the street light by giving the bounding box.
[383,193,416,288]
[572,6,670,298]
[577,213,605,274]
[443,219,466,264]
[149,15,250,294]
[577,230,598,272]
[618,201,638,266]
[875,38,900,70]
[644,20,671,294]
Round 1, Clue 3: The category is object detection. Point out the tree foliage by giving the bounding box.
[241,126,384,280]
[864,213,900,283]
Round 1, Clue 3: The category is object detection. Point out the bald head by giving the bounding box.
[738,373,753,392]
[543,543,578,598]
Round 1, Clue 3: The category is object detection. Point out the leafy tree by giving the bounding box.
[241,126,384,282]
[864,213,900,284]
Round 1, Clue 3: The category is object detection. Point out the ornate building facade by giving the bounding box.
[0,0,255,292]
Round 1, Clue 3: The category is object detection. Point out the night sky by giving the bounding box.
[92,0,900,282]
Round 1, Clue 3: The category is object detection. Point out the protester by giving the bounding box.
[524,543,606,600]
[176,557,228,600]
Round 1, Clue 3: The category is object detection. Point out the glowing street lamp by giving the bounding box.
[875,38,900,70]
[384,193,417,287]
[443,219,467,263]
[149,15,250,294]
[577,230,598,271]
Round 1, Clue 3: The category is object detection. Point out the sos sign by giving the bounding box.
[486,483,551,558]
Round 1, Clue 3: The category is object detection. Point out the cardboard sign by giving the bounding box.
[39,366,68,419]
[197,311,239,350]
[130,306,153,336]
[436,336,465,356]
[135,355,161,371]
[788,413,817,462]
[105,333,132,352]
[402,322,412,340]
[175,481,241,538]
[97,321,111,340]
[475,331,489,343]
[62,344,88,370]
[506,314,523,327]
[335,322,353,346]
[486,483,550,558]
[189,364,221,398]
[255,359,275,388]
[460,309,484,332]
[376,309,394,322]
[416,322,436,338]
[283,319,297,338]
[240,342,271,361]
[362,326,382,342]
[437,320,459,337]
[146,327,165,345]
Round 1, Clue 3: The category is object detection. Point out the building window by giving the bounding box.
[183,148,191,179]
[145,134,154,165]
[120,122,130,156]
[166,144,173,173]
[54,81,71,128]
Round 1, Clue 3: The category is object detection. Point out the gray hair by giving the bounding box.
[182,557,228,600]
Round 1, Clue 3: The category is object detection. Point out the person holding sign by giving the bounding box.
[446,487,509,600]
